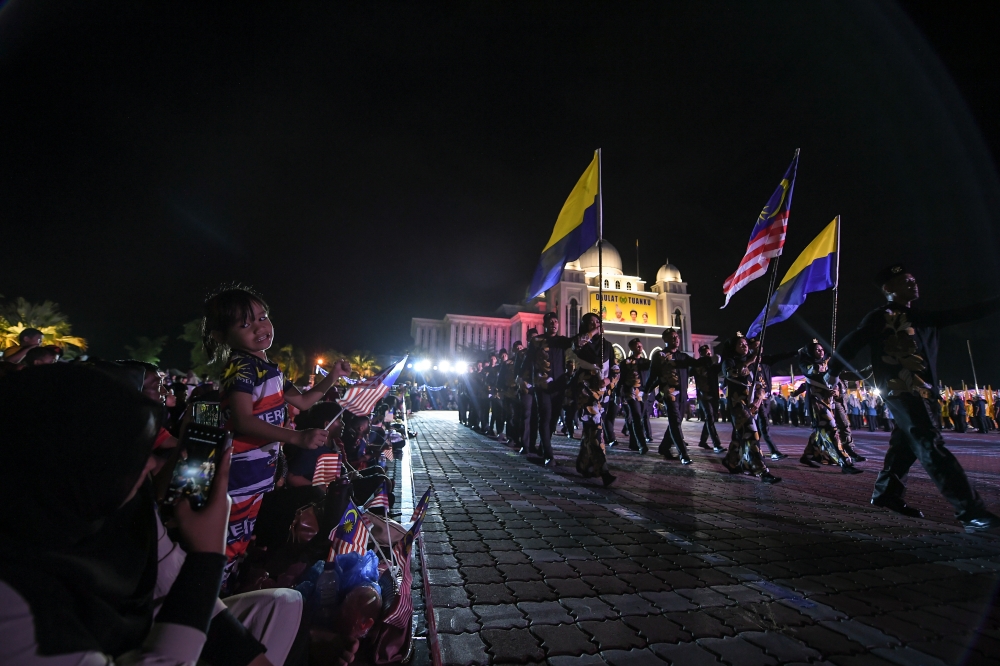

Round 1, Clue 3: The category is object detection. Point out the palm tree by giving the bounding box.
[271,344,307,384]
[347,350,380,379]
[125,336,169,365]
[0,297,87,359]
[178,318,218,379]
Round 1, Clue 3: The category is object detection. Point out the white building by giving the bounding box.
[411,240,716,361]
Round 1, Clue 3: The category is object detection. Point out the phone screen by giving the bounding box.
[166,424,226,509]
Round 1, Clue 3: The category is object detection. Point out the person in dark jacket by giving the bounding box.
[692,344,724,453]
[796,339,862,475]
[829,264,1000,532]
[719,333,780,484]
[523,313,574,465]
[619,338,651,454]
[645,329,712,464]
[747,337,794,460]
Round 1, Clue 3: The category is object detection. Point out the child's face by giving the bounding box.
[227,300,274,355]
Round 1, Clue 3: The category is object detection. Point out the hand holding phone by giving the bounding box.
[174,446,232,555]
[165,423,229,509]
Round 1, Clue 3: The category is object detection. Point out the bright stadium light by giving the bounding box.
[454,361,468,373]
[439,360,452,372]
[414,359,431,372]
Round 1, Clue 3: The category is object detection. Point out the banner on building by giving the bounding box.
[591,291,658,325]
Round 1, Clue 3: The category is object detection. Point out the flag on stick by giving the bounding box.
[381,541,414,628]
[411,487,431,522]
[722,151,800,307]
[339,357,407,417]
[526,152,601,300]
[312,452,342,486]
[365,480,390,511]
[747,216,839,337]
[328,499,370,558]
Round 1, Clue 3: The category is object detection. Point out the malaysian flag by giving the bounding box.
[364,480,390,511]
[722,150,799,307]
[328,499,370,558]
[401,501,426,557]
[381,541,414,629]
[312,452,342,486]
[380,447,394,463]
[339,357,407,417]
[411,487,431,522]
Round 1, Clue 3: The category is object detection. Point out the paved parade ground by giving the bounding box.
[406,411,1000,666]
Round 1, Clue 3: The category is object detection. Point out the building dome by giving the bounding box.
[575,241,623,277]
[657,260,682,283]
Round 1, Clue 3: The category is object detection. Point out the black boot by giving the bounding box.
[601,471,617,487]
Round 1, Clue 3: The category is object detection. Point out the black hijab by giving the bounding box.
[0,364,163,656]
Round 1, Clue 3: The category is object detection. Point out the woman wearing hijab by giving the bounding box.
[0,365,340,666]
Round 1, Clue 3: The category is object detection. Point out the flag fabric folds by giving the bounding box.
[365,480,390,511]
[328,499,370,558]
[722,151,800,307]
[747,217,839,337]
[381,541,414,628]
[526,152,600,300]
[312,452,342,486]
[411,487,431,522]
[339,357,407,417]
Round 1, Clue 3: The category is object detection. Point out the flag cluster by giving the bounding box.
[364,480,390,511]
[722,151,799,307]
[339,358,407,417]
[312,452,342,486]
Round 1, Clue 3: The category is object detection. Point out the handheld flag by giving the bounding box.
[339,357,407,417]
[312,452,342,486]
[328,499,370,558]
[411,487,431,522]
[365,480,390,511]
[747,217,839,337]
[381,541,414,628]
[723,150,800,307]
[526,152,601,300]
[380,446,394,463]
[400,504,425,557]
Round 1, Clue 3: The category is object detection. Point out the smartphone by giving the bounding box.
[165,424,229,509]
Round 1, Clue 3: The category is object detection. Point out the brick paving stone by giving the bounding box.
[601,593,657,616]
[547,654,605,666]
[582,575,634,595]
[676,587,736,608]
[623,615,691,643]
[493,551,531,565]
[650,641,724,665]
[462,567,505,584]
[705,606,769,633]
[788,624,867,655]
[871,646,948,666]
[579,621,646,650]
[439,632,489,666]
[530,623,598,656]
[562,597,618,621]
[547,578,594,597]
[535,561,576,578]
[855,614,926,643]
[516,601,574,625]
[435,607,481,634]
[480,628,544,663]
[699,636,778,666]
[664,611,736,639]
[601,647,668,665]
[819,619,899,649]
[455,552,496,567]
[499,563,543,581]
[432,585,472,608]
[571,560,613,576]
[640,590,697,612]
[741,630,823,662]
[507,581,558,602]
[473,604,527,629]
[468,583,515,605]
[522,549,563,563]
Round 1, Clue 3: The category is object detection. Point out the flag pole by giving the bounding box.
[967,340,979,392]
[750,254,783,395]
[831,215,841,350]
[597,148,604,369]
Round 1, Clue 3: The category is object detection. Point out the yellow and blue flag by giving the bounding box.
[747,217,839,337]
[526,152,600,300]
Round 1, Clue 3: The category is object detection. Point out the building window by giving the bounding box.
[615,280,621,289]
[673,309,683,331]
[604,279,609,288]
[569,298,578,334]
[626,282,632,290]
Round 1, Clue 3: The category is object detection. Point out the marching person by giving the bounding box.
[692,343,724,453]
[796,339,863,475]
[619,338,651,454]
[569,313,619,486]
[645,329,711,464]
[524,313,573,465]
[719,333,781,484]
[829,264,1000,532]
[516,328,540,455]
[747,337,794,460]
[498,342,522,445]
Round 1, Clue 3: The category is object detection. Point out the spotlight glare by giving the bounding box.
[439,361,452,372]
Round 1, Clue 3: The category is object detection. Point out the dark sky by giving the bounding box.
[2,1,999,384]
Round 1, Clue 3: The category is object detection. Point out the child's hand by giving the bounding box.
[332,359,352,377]
[295,428,330,449]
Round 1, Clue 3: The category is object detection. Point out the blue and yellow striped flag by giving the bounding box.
[526,152,600,300]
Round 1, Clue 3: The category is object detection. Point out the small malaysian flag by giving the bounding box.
[722,150,799,308]
[364,480,390,511]
[339,357,407,417]
[312,452,342,486]
[400,501,426,557]
[381,541,413,629]
[381,447,394,462]
[328,499,370,559]
[410,487,431,522]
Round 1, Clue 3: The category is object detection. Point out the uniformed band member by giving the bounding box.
[692,343,723,453]
[619,338,651,454]
[831,372,866,461]
[569,312,618,486]
[516,328,540,455]
[746,337,794,460]
[645,328,710,464]
[484,352,502,437]
[796,339,862,474]
[829,264,1000,531]
[523,313,573,465]
[720,332,781,484]
[498,341,523,445]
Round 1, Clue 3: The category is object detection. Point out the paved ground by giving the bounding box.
[407,410,1000,666]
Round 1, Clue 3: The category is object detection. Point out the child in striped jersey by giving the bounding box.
[202,285,351,587]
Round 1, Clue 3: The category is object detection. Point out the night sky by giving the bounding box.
[2,1,999,384]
